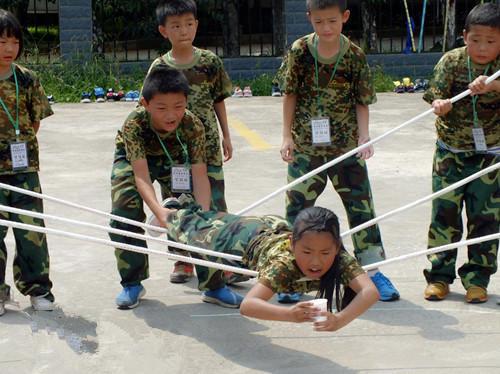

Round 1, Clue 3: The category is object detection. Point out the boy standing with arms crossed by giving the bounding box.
[423,3,499,303]
[280,0,399,302]
[147,0,234,283]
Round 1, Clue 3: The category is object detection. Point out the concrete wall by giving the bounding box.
[59,0,92,60]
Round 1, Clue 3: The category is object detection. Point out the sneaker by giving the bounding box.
[277,292,302,304]
[465,285,487,304]
[232,86,244,98]
[125,90,135,102]
[405,84,415,93]
[131,90,140,102]
[394,84,405,94]
[370,272,400,301]
[80,92,92,103]
[30,293,55,311]
[424,281,449,301]
[94,87,106,103]
[202,286,243,308]
[243,86,253,97]
[414,78,426,92]
[224,271,251,285]
[106,88,115,101]
[146,197,181,237]
[271,83,282,97]
[47,95,55,105]
[170,261,194,283]
[115,284,146,309]
[115,90,125,101]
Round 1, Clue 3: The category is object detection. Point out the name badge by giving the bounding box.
[311,117,331,146]
[171,165,191,193]
[472,127,487,152]
[10,141,29,170]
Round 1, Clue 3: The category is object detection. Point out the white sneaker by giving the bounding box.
[30,294,54,311]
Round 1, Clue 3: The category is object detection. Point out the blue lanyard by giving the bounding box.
[467,56,491,128]
[154,128,190,166]
[0,65,19,138]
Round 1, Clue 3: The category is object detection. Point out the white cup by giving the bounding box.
[311,298,328,322]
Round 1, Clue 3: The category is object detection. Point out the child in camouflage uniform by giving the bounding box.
[279,0,399,302]
[146,0,234,283]
[0,10,54,315]
[110,66,212,309]
[161,194,378,327]
[423,3,499,304]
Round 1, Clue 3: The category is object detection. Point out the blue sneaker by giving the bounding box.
[116,284,146,309]
[202,286,243,309]
[94,87,106,103]
[370,272,400,301]
[277,292,302,304]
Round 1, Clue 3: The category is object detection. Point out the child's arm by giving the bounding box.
[33,121,40,134]
[469,75,500,95]
[191,163,211,210]
[281,94,297,163]
[355,104,374,160]
[240,282,318,323]
[213,100,233,162]
[314,273,378,332]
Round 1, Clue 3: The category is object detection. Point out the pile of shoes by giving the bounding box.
[393,77,429,94]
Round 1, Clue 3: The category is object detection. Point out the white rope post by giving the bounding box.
[362,233,500,271]
[341,162,500,238]
[237,69,500,216]
[0,218,258,277]
[0,204,243,262]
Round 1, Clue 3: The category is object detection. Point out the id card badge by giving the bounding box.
[171,165,192,193]
[311,117,331,146]
[472,127,487,152]
[10,141,29,170]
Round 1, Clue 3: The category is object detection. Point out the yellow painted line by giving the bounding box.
[228,116,272,150]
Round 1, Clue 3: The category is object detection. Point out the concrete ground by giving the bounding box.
[0,94,499,374]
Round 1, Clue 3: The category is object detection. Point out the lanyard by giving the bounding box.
[155,128,189,166]
[467,56,490,128]
[0,65,19,137]
[313,34,344,112]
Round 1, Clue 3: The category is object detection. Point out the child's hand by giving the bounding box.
[154,207,176,228]
[432,99,452,116]
[289,301,318,323]
[280,137,295,163]
[222,137,233,162]
[313,312,346,332]
[357,136,374,160]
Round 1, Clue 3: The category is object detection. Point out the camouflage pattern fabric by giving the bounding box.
[147,48,233,167]
[283,33,377,157]
[166,196,364,292]
[423,47,500,151]
[207,164,227,212]
[110,107,207,286]
[286,153,386,265]
[424,147,499,289]
[0,64,53,175]
[0,172,53,301]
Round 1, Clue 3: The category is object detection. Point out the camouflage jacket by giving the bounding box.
[147,48,232,166]
[247,231,365,294]
[284,33,377,157]
[423,47,500,151]
[0,64,53,175]
[115,106,206,166]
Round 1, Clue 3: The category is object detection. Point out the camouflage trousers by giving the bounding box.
[424,147,499,289]
[0,172,53,302]
[286,152,385,265]
[207,164,227,212]
[166,198,288,290]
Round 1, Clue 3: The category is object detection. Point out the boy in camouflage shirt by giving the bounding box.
[279,0,399,302]
[0,10,54,315]
[111,66,212,309]
[422,3,499,304]
[146,0,234,283]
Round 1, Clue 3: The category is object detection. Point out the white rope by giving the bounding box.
[362,232,500,271]
[341,162,499,238]
[236,69,500,216]
[0,204,242,262]
[0,218,257,277]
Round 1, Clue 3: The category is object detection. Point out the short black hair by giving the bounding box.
[156,0,197,26]
[464,3,500,32]
[0,9,23,59]
[306,0,347,13]
[142,66,190,102]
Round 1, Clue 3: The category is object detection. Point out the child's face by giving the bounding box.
[463,25,500,65]
[141,92,187,134]
[307,6,350,44]
[292,231,339,279]
[0,33,20,70]
[159,13,198,49]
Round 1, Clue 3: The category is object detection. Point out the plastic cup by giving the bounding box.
[311,298,328,322]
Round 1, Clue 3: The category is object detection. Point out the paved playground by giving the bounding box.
[1,94,499,374]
